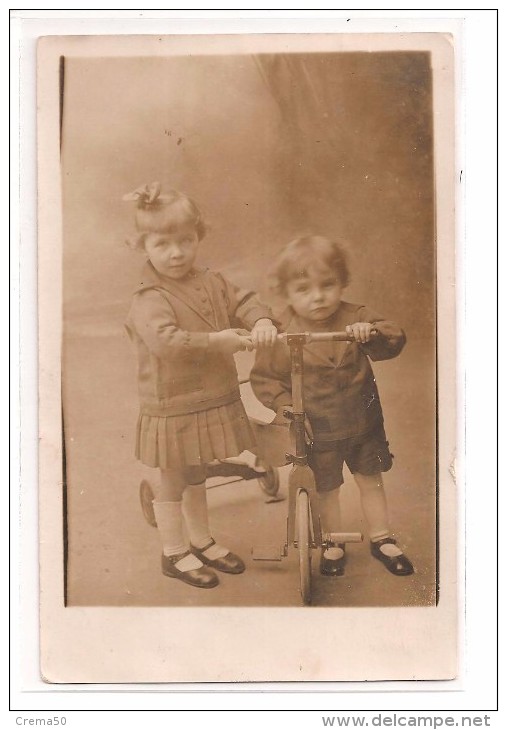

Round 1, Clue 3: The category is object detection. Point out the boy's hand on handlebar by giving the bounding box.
[210,329,254,354]
[346,322,375,344]
[251,319,278,349]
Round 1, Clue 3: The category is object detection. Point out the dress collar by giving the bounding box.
[134,261,203,293]
[134,262,218,330]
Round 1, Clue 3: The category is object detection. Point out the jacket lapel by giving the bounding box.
[287,309,351,369]
[304,340,346,369]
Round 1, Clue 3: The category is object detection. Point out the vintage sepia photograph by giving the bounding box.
[37,32,456,682]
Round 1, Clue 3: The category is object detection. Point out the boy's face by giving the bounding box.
[144,224,199,279]
[286,265,343,322]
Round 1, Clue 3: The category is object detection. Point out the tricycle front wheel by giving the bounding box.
[296,489,312,605]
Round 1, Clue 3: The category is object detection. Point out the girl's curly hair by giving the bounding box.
[124,184,208,250]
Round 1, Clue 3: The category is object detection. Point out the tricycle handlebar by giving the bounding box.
[277,330,378,344]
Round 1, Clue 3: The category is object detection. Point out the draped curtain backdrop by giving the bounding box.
[62,51,434,340]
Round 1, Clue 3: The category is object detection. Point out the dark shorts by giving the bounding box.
[308,423,394,493]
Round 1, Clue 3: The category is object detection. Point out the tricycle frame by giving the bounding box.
[253,331,365,605]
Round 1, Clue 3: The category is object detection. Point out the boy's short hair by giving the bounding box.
[271,235,351,295]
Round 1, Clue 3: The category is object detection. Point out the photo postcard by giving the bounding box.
[36,31,457,684]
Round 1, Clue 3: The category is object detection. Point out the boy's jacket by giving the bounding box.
[126,262,272,417]
[250,302,406,441]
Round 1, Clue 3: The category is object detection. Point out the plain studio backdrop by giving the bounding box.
[61,50,436,607]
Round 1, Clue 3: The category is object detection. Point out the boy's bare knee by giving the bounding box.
[353,471,384,490]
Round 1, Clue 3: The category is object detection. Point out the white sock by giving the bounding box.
[318,489,345,560]
[354,476,404,557]
[354,473,391,542]
[375,541,403,557]
[182,483,229,559]
[323,546,345,560]
[153,500,202,570]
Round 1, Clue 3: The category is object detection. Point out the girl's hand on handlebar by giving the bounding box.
[251,319,278,349]
[346,322,375,344]
[210,329,254,354]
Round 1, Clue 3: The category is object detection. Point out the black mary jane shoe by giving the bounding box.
[370,537,414,576]
[161,550,219,588]
[191,538,246,575]
[320,543,346,577]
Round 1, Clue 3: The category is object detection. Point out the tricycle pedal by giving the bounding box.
[326,531,363,544]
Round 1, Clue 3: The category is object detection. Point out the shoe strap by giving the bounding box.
[191,538,216,553]
[164,549,192,564]
[372,537,396,547]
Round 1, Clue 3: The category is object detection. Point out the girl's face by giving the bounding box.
[286,265,343,322]
[144,224,199,279]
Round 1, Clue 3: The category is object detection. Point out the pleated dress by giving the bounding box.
[126,263,271,472]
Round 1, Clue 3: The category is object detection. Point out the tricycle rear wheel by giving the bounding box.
[140,479,157,527]
[256,459,280,497]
